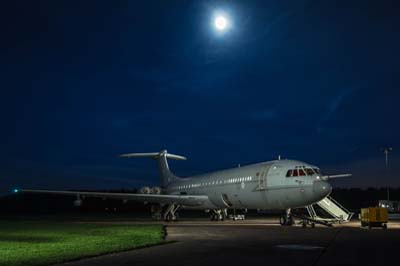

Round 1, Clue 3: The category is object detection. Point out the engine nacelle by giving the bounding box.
[139,186,151,194]
[73,199,82,207]
[151,187,161,194]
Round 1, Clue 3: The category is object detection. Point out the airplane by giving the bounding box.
[15,150,350,225]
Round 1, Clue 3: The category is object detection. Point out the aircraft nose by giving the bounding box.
[312,180,332,198]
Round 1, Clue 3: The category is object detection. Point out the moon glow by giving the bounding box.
[214,16,227,30]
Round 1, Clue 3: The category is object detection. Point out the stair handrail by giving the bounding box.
[319,196,353,222]
[306,205,317,218]
[326,195,352,214]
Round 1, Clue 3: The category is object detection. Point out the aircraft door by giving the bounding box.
[257,165,269,190]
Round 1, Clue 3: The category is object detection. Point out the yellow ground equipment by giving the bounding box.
[360,207,388,229]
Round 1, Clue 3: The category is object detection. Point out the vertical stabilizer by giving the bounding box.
[120,150,185,187]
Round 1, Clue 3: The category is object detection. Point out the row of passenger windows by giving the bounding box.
[176,176,253,190]
[286,168,320,177]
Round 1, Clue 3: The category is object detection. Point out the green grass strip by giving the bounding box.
[0,221,165,266]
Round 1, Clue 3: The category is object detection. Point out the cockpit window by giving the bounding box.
[286,170,293,177]
[287,167,320,177]
[305,168,315,175]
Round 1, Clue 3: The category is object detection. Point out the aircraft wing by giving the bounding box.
[17,189,208,207]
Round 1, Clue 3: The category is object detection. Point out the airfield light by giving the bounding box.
[381,147,392,168]
[13,188,19,193]
[381,147,393,201]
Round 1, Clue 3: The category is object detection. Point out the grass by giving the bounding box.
[0,221,165,266]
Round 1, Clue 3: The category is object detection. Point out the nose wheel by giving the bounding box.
[280,208,294,226]
[279,215,294,226]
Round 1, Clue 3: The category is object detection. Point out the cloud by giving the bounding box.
[317,86,360,133]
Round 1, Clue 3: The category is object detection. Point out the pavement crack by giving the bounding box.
[312,228,343,266]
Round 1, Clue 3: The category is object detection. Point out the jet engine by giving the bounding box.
[139,186,151,194]
[151,187,161,194]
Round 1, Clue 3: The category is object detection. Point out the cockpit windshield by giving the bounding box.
[305,168,314,175]
[286,166,320,177]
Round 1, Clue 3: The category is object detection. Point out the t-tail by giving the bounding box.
[120,150,185,187]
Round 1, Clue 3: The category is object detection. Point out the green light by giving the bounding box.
[13,189,19,193]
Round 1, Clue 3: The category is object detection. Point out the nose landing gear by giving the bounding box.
[280,208,294,226]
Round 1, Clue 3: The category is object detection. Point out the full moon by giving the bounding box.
[214,16,227,30]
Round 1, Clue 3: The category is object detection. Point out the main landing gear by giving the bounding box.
[150,205,162,221]
[210,209,227,221]
[279,208,294,226]
[151,204,181,222]
[279,208,331,228]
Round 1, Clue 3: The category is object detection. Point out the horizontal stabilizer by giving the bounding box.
[120,150,186,160]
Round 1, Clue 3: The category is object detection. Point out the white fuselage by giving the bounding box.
[166,159,331,210]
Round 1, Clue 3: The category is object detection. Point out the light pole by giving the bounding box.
[381,147,392,201]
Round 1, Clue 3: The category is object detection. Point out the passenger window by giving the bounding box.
[286,170,293,177]
[292,169,298,176]
[298,169,306,176]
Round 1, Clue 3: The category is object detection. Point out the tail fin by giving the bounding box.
[120,150,185,187]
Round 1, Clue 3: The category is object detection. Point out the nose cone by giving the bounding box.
[313,181,332,199]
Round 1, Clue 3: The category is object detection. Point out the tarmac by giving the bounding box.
[59,218,400,266]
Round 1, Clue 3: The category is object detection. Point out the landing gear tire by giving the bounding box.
[165,213,172,222]
[165,213,177,222]
[210,210,225,221]
[280,208,294,226]
[280,215,294,226]
[287,216,294,225]
[279,216,286,226]
[163,204,180,222]
[210,213,219,221]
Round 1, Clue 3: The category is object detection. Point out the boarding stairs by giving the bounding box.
[306,195,354,224]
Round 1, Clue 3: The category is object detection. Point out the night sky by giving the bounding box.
[1,0,400,193]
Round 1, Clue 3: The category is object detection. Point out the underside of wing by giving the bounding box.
[18,189,208,207]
